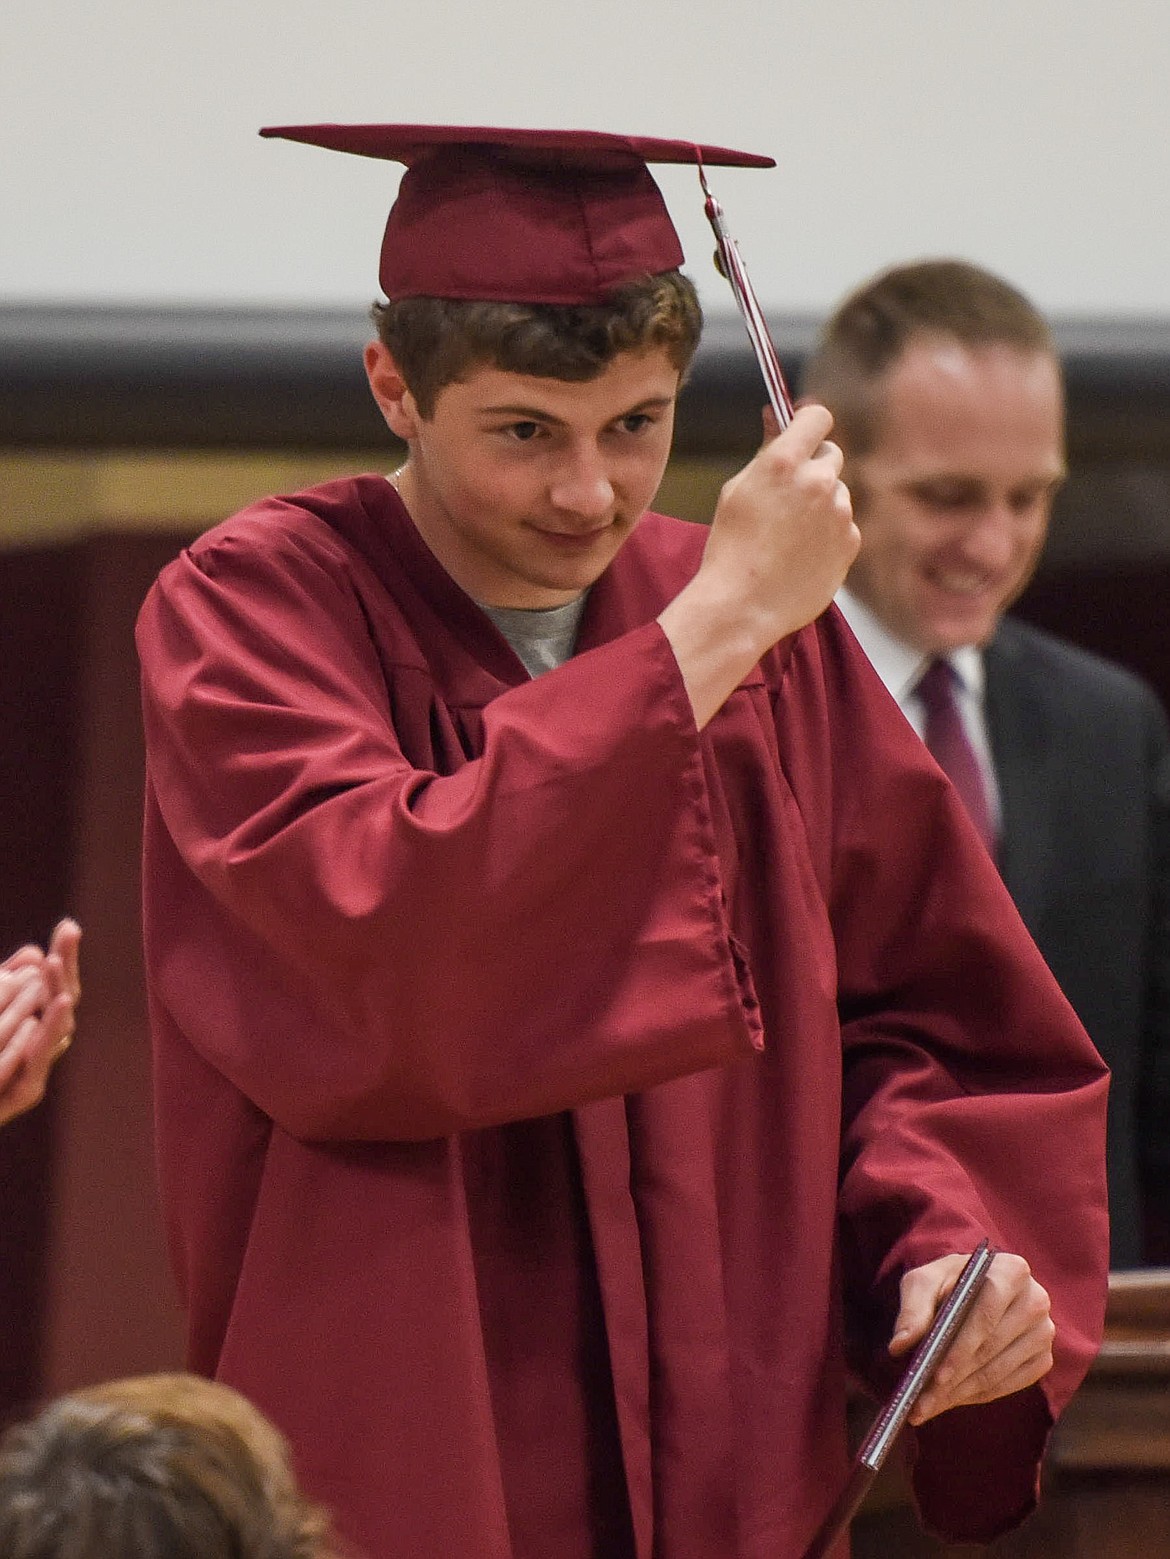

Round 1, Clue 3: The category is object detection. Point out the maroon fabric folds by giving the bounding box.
[137,476,1109,1559]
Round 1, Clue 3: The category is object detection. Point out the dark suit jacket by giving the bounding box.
[986,616,1170,1265]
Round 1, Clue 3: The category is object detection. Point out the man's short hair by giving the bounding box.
[0,1373,336,1559]
[370,270,703,417]
[802,259,1058,455]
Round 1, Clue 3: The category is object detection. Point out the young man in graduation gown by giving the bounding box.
[136,127,1110,1559]
[803,258,1170,1268]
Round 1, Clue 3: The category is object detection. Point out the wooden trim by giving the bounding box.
[0,450,739,545]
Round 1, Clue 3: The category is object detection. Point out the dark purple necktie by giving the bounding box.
[915,658,997,853]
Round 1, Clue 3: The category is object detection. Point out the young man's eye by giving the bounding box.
[505,421,542,442]
[618,412,654,435]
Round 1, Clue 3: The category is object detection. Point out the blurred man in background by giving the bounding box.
[804,258,1170,1265]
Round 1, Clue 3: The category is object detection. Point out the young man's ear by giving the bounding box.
[364,341,422,441]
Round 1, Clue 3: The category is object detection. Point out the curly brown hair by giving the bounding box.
[0,1374,341,1559]
[370,270,703,416]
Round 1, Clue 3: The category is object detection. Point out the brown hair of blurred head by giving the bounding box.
[0,1373,340,1559]
[370,269,704,417]
[801,258,1059,457]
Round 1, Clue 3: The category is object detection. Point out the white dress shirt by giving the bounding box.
[836,587,1002,831]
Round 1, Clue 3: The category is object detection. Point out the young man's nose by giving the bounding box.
[549,447,615,519]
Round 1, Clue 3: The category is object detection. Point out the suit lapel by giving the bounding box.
[984,623,1057,933]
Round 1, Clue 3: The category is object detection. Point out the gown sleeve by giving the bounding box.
[784,610,1110,1544]
[137,518,762,1143]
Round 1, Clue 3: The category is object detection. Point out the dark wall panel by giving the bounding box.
[1,534,187,1417]
[1015,561,1170,716]
[40,532,188,1396]
[0,545,83,1420]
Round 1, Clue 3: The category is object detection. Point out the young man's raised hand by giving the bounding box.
[659,403,859,729]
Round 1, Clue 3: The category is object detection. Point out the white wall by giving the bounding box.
[5,0,1169,316]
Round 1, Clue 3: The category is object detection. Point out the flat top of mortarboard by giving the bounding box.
[258,122,776,172]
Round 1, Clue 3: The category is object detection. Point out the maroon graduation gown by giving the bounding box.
[137,475,1108,1559]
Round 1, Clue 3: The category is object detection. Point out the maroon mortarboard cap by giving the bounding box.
[259,123,775,305]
